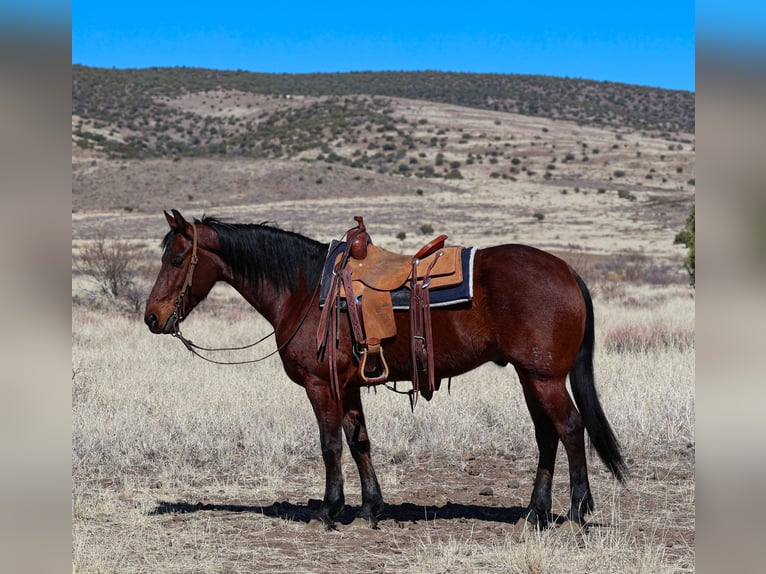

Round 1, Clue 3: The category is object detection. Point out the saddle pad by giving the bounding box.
[319,241,477,310]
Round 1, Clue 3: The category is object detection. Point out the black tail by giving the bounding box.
[570,273,627,483]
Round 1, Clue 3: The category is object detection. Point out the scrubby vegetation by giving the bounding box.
[72,65,694,162]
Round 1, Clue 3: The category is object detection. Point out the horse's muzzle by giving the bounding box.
[144,312,161,333]
[144,312,176,334]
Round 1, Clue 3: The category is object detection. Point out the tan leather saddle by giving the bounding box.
[317,216,463,402]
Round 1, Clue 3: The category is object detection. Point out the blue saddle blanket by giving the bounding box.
[319,240,477,310]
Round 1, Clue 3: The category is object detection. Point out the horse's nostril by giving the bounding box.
[145,313,158,331]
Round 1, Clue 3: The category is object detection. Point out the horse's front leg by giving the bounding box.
[305,378,346,529]
[342,384,384,528]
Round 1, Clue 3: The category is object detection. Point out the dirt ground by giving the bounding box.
[78,450,693,572]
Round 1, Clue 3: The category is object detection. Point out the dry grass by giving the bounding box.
[72,283,693,573]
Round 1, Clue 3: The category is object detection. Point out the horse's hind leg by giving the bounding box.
[520,373,594,526]
[521,380,559,528]
[342,385,384,527]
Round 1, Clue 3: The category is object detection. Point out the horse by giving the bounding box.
[144,209,626,529]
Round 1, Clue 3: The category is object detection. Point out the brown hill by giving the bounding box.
[72,67,694,284]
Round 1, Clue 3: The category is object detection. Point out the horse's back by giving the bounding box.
[473,244,582,299]
[471,244,587,376]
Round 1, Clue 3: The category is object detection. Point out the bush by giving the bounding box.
[618,189,636,201]
[77,228,144,311]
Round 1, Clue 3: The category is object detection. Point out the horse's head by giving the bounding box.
[144,209,222,334]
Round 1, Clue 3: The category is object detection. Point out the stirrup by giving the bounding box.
[358,341,389,384]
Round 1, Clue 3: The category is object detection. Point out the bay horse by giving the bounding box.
[144,209,626,529]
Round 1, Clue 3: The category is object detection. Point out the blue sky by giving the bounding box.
[72,1,695,91]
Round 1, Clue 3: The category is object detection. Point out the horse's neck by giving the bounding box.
[215,226,324,329]
[224,276,280,325]
[227,273,307,331]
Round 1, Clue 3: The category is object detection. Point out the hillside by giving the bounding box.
[72,66,693,161]
[72,66,694,282]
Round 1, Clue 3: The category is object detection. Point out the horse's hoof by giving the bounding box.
[308,517,336,531]
[353,502,384,529]
[560,518,587,532]
[567,500,593,526]
[524,507,549,530]
[511,517,532,542]
[309,511,337,531]
[349,515,379,530]
[557,518,588,544]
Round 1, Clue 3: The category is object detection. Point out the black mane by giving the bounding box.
[163,216,329,294]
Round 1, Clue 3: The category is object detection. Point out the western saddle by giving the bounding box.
[316,216,464,404]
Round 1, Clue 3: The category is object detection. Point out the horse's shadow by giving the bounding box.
[149,498,558,526]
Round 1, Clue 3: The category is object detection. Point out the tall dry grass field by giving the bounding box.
[72,281,694,573]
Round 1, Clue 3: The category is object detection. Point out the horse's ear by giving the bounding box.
[164,210,177,229]
[165,209,193,237]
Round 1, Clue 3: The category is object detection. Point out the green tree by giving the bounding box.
[674,205,695,287]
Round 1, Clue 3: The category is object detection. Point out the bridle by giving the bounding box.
[170,221,200,330]
[168,221,320,365]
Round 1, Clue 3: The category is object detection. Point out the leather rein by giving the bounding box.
[169,222,319,365]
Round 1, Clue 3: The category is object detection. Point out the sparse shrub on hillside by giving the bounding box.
[72,66,694,163]
[618,189,636,201]
[77,229,143,311]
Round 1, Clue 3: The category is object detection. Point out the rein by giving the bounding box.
[169,222,321,365]
[171,284,319,365]
[381,378,453,412]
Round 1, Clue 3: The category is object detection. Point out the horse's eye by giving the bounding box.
[172,256,185,267]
